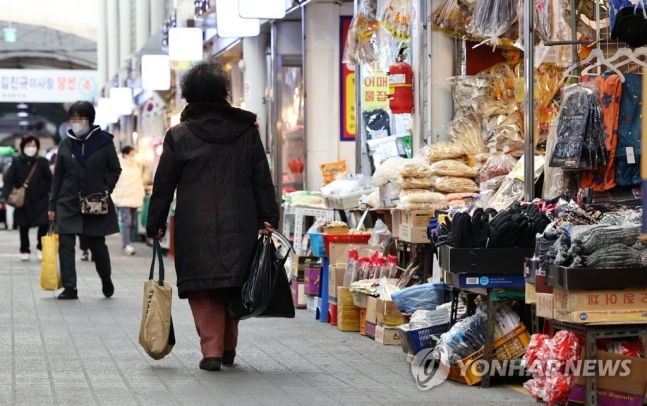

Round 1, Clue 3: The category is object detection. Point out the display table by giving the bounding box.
[293,207,336,245]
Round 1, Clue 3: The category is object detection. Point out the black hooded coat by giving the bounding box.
[147,102,280,299]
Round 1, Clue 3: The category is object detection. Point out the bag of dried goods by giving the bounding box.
[400,177,436,190]
[429,160,478,178]
[435,176,479,193]
[419,142,466,163]
[479,153,517,182]
[448,113,488,155]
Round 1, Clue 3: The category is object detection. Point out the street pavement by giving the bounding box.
[0,229,537,405]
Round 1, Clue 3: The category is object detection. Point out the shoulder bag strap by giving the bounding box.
[22,161,39,189]
[149,240,165,286]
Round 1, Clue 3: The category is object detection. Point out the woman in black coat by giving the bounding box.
[2,135,52,261]
[49,101,122,300]
[147,60,279,371]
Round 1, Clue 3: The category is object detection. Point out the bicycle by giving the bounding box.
[271,230,294,280]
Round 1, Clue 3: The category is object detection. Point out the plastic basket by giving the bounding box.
[308,232,327,257]
[323,234,371,257]
[446,323,531,386]
[398,323,450,355]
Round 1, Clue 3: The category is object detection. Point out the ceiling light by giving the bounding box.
[19,121,29,126]
[238,0,286,19]
[216,0,260,38]
[16,103,28,109]
[17,112,28,117]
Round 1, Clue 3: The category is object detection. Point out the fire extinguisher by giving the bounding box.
[387,51,413,114]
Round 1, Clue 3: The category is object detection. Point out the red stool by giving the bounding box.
[328,303,338,326]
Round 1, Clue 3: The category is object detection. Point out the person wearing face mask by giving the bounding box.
[2,135,53,261]
[112,146,145,255]
[49,101,122,300]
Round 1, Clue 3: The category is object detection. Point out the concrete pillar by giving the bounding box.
[136,0,150,51]
[107,0,120,79]
[150,0,166,37]
[304,2,355,191]
[243,34,269,146]
[429,0,453,142]
[119,0,133,83]
[97,0,108,89]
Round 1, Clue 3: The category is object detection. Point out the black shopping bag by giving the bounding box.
[259,245,295,318]
[228,235,274,320]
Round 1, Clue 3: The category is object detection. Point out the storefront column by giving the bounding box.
[97,0,108,90]
[107,0,120,80]
[305,2,355,191]
[243,35,269,148]
[119,0,133,84]
[150,0,166,37]
[428,0,454,142]
[136,0,151,51]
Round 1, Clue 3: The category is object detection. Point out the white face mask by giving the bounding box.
[71,122,89,135]
[24,147,38,157]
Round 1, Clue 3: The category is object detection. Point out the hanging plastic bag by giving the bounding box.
[259,244,295,318]
[469,0,518,47]
[368,219,393,251]
[534,0,552,42]
[431,0,474,41]
[139,240,176,360]
[379,0,412,41]
[343,0,380,65]
[228,235,274,320]
[448,113,489,155]
[40,222,62,291]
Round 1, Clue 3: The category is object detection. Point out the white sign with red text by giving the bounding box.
[0,69,99,103]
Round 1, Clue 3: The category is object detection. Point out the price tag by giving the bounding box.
[627,147,636,164]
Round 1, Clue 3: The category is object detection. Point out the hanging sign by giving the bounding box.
[0,69,98,103]
[340,16,356,142]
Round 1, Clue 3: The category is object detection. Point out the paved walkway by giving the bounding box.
[0,229,536,405]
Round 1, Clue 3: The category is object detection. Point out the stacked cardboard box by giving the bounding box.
[375,299,405,345]
[337,287,360,332]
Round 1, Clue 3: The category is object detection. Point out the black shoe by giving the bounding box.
[81,251,89,261]
[102,278,114,298]
[58,288,78,300]
[199,358,222,371]
[222,350,236,366]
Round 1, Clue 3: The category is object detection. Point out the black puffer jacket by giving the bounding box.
[147,102,279,299]
[2,154,52,228]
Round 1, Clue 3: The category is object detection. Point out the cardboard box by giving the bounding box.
[359,308,367,336]
[353,292,368,308]
[376,299,406,326]
[568,385,644,406]
[525,282,537,304]
[337,305,361,332]
[553,309,647,324]
[535,269,553,294]
[337,287,354,306]
[366,296,378,324]
[328,243,381,266]
[304,266,321,296]
[457,274,525,289]
[553,287,647,313]
[573,351,647,397]
[401,210,434,227]
[365,321,376,339]
[375,325,401,345]
[536,293,553,318]
[391,210,401,239]
[328,265,346,304]
[291,279,307,308]
[399,225,429,244]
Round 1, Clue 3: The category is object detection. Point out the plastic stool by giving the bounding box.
[328,303,338,326]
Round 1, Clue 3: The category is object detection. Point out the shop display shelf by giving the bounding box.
[398,323,450,355]
[547,264,647,290]
[439,245,533,275]
[323,190,374,211]
[323,233,371,258]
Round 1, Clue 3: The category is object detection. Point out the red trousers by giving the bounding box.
[187,289,239,358]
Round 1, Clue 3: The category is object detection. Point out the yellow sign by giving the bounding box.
[170,60,193,70]
[362,66,390,109]
[344,73,356,137]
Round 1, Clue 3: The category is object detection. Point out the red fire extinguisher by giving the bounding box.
[387,56,413,114]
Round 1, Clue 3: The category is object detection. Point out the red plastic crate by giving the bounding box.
[323,233,371,257]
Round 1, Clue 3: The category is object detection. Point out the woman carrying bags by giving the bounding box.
[2,135,52,261]
[49,101,122,300]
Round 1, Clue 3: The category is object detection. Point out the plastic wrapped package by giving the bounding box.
[543,373,575,404]
[379,0,412,41]
[367,136,401,171]
[598,339,645,358]
[391,283,445,314]
[553,0,573,68]
[397,201,448,211]
[320,176,373,196]
[433,306,487,364]
[344,248,360,287]
[513,0,524,49]
[368,219,393,251]
[534,0,552,42]
[431,0,474,41]
[435,176,479,193]
[445,192,479,201]
[343,0,380,65]
[366,189,380,208]
[429,160,478,178]
[484,111,525,153]
[363,109,391,139]
[372,156,409,186]
[469,0,518,46]
[399,191,446,205]
[449,76,490,116]
[543,119,570,200]
[400,188,435,196]
[479,153,517,182]
[480,175,506,192]
[523,334,549,367]
[400,162,433,178]
[400,177,436,190]
[320,160,347,185]
[536,64,565,111]
[419,141,466,163]
[387,255,399,279]
[486,177,523,211]
[448,113,489,155]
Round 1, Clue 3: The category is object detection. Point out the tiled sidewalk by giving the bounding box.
[0,229,535,405]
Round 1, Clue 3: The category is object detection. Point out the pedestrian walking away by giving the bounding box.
[78,234,91,261]
[112,146,145,256]
[147,60,279,371]
[2,135,52,261]
[49,101,122,300]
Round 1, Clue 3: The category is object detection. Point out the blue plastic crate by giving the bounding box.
[398,323,450,355]
[308,232,327,257]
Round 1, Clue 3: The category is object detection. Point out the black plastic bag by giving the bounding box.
[260,245,295,318]
[228,235,274,320]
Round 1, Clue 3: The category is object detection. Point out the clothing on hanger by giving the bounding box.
[615,73,642,186]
